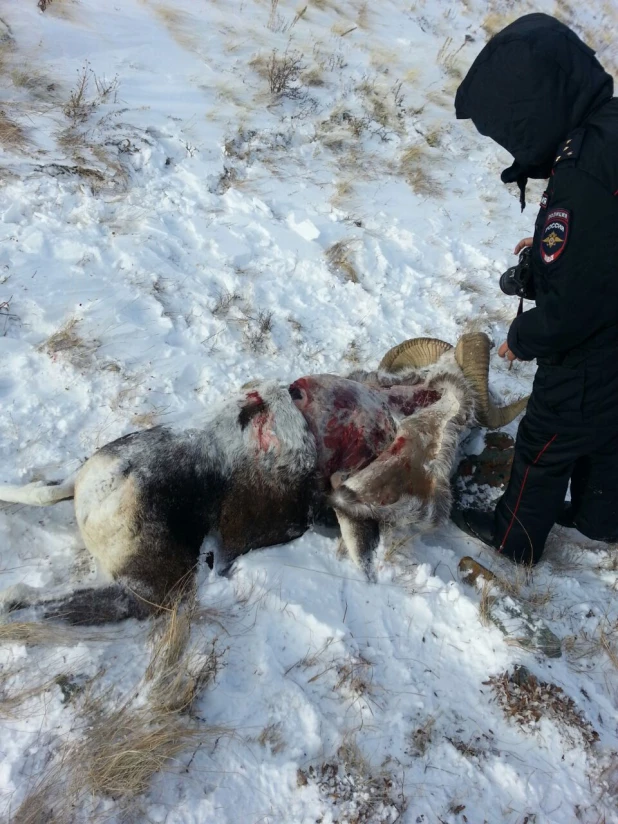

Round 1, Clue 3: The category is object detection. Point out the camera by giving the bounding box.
[499,246,535,299]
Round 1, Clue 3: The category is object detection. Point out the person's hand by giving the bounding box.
[498,341,518,362]
[513,237,533,254]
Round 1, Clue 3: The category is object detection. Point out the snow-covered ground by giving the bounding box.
[1,0,618,821]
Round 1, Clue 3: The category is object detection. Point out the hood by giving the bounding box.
[455,14,613,188]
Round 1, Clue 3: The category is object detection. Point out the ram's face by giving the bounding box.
[288,375,398,481]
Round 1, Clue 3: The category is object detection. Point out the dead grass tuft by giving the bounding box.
[302,65,325,87]
[355,76,404,133]
[242,309,274,353]
[12,594,224,820]
[481,11,517,40]
[146,588,220,714]
[0,109,28,151]
[326,239,360,283]
[437,36,466,79]
[357,2,369,29]
[267,0,307,33]
[76,698,210,797]
[400,144,442,197]
[63,63,118,126]
[565,616,618,671]
[212,289,242,317]
[264,47,306,99]
[342,339,362,367]
[478,578,497,627]
[486,665,599,748]
[131,410,159,428]
[256,721,286,754]
[152,4,201,53]
[39,317,100,369]
[335,652,374,699]
[383,531,414,562]
[408,715,435,756]
[0,673,58,719]
[0,620,109,646]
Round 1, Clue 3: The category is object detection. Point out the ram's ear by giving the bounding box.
[330,493,379,583]
[237,389,267,430]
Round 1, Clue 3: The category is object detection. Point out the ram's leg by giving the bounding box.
[332,506,379,581]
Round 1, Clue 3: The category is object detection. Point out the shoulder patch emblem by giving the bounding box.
[540,208,570,264]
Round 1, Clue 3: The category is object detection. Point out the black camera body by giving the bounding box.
[499,246,535,300]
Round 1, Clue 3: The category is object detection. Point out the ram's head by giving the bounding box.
[332,332,528,577]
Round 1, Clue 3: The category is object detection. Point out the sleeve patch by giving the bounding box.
[540,208,570,264]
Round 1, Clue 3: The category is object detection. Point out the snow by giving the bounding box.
[1,0,617,822]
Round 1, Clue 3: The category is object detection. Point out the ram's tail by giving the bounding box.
[0,476,76,506]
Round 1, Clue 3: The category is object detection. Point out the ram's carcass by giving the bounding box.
[0,333,527,624]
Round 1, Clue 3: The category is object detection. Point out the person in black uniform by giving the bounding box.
[452,13,618,564]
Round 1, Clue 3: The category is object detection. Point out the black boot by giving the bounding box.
[451,506,498,550]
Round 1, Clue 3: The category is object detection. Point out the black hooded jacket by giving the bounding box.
[456,14,618,428]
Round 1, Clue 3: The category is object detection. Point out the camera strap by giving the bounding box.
[517,297,524,317]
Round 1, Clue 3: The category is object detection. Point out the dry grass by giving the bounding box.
[400,144,442,197]
[11,67,59,102]
[383,531,414,562]
[47,64,129,191]
[354,76,404,134]
[77,699,209,797]
[256,721,285,754]
[131,409,159,428]
[335,652,374,699]
[486,665,599,748]
[0,673,58,719]
[330,177,354,208]
[63,66,96,125]
[342,339,362,366]
[301,65,325,86]
[63,63,119,126]
[0,620,111,646]
[437,36,466,79]
[267,0,307,33]
[478,578,497,627]
[211,289,242,317]
[326,239,360,283]
[39,317,100,369]
[565,616,618,672]
[255,47,306,99]
[408,715,435,756]
[242,308,274,353]
[12,594,224,821]
[0,109,28,151]
[480,11,517,40]
[146,588,220,714]
[357,2,369,29]
[152,4,202,53]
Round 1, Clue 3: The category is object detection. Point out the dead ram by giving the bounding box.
[0,333,526,624]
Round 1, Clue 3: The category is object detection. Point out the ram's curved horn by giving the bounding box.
[454,332,528,428]
[379,337,453,373]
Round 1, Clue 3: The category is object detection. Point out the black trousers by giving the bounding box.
[493,411,618,564]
